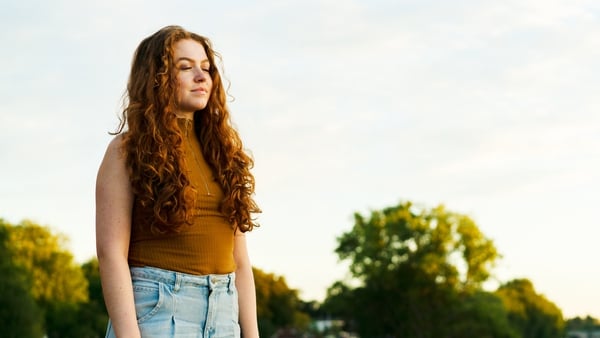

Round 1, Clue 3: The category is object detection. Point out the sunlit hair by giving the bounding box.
[114,25,260,233]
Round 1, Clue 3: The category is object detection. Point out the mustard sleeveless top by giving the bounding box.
[128,118,236,275]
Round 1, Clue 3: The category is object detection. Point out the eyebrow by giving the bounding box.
[175,57,210,64]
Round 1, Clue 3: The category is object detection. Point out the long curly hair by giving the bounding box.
[115,25,260,233]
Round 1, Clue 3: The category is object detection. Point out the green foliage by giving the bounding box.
[496,279,565,338]
[44,301,92,338]
[7,220,88,304]
[325,201,511,337]
[80,258,109,336]
[6,220,91,336]
[448,291,520,338]
[0,219,45,337]
[0,219,109,337]
[336,202,498,291]
[253,267,310,337]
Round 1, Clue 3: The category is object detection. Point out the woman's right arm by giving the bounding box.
[96,137,141,338]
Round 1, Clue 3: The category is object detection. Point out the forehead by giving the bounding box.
[173,39,208,61]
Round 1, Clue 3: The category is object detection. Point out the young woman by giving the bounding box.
[96,25,260,338]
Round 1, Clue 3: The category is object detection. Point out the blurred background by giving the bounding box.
[1,0,599,337]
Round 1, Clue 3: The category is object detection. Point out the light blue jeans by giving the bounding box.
[105,266,240,338]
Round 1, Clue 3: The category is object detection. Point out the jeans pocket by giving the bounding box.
[132,278,164,323]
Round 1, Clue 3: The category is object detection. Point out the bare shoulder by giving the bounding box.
[104,135,126,159]
[97,135,129,184]
[98,135,127,170]
[96,134,133,214]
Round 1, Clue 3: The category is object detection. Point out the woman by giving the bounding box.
[96,25,260,338]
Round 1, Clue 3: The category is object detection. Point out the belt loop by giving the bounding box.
[174,272,181,292]
[208,275,216,291]
[227,273,234,294]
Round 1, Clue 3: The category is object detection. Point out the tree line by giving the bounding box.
[0,218,311,337]
[321,201,570,337]
[0,200,597,337]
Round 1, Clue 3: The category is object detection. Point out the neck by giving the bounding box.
[175,112,194,120]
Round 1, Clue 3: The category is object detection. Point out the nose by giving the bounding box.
[194,69,207,82]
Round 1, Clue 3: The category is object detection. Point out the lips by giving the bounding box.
[191,88,208,94]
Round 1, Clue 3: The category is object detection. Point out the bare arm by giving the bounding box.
[96,137,140,338]
[234,233,260,338]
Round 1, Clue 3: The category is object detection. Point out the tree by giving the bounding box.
[447,291,520,338]
[7,220,88,304]
[253,267,310,337]
[6,220,89,336]
[80,258,109,336]
[496,279,565,338]
[325,201,511,337]
[336,202,498,291]
[0,219,44,337]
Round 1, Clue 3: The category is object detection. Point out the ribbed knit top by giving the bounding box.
[127,118,236,275]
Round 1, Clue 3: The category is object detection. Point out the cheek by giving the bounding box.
[176,75,187,89]
[175,76,188,94]
[208,78,214,93]
[174,86,187,107]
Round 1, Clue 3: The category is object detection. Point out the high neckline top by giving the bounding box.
[128,119,235,275]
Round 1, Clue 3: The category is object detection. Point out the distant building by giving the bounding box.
[312,319,344,333]
[566,329,600,338]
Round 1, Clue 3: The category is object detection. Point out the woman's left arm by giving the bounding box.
[234,232,260,338]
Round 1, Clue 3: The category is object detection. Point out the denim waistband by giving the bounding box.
[130,266,235,291]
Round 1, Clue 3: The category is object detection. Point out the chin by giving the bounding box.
[194,101,209,110]
[182,103,208,112]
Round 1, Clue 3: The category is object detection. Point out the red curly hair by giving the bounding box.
[115,25,260,233]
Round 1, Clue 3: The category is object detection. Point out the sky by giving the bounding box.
[1,0,599,319]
